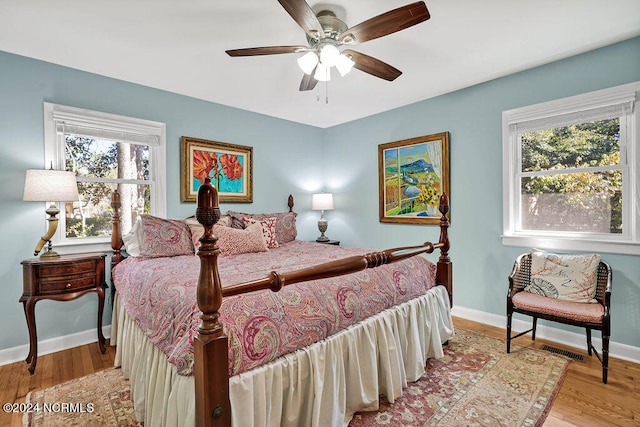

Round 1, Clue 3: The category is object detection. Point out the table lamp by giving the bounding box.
[311,193,334,242]
[23,168,79,258]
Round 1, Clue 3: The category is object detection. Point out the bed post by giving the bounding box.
[111,190,124,266]
[436,194,453,307]
[193,178,231,427]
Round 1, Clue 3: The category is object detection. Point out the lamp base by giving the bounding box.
[316,217,329,242]
[39,241,60,258]
[40,248,60,258]
[33,207,61,258]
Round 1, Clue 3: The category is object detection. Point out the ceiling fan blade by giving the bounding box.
[339,1,430,44]
[299,71,318,91]
[226,46,308,57]
[343,49,402,81]
[278,0,325,40]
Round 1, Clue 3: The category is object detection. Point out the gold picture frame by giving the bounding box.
[378,132,450,224]
[181,136,253,203]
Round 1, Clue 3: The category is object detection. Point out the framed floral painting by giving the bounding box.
[181,136,253,203]
[378,132,449,224]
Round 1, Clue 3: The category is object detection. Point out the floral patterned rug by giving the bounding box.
[23,368,141,427]
[23,329,568,427]
[350,328,569,426]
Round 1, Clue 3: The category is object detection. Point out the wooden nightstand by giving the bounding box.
[315,240,340,245]
[20,253,108,374]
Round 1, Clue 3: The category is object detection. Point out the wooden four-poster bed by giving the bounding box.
[109,178,453,427]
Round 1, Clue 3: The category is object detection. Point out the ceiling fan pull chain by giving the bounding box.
[325,79,329,104]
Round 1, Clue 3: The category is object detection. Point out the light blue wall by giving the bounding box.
[1,37,639,356]
[324,37,640,348]
[0,51,323,352]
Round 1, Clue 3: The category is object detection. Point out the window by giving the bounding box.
[502,82,640,255]
[44,103,166,251]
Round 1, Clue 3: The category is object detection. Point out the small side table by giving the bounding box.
[20,253,108,374]
[315,240,340,245]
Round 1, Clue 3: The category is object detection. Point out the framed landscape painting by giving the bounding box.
[378,132,449,224]
[181,136,253,203]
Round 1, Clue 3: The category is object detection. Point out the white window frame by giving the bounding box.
[43,102,166,253]
[502,81,640,256]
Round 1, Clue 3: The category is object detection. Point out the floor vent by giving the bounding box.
[542,345,585,361]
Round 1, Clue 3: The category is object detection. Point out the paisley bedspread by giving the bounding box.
[112,240,438,376]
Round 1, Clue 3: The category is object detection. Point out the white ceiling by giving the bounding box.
[1,0,639,128]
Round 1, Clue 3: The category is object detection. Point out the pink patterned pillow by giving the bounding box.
[186,216,238,251]
[139,215,194,257]
[243,217,279,248]
[226,211,297,243]
[214,223,268,256]
[185,219,204,251]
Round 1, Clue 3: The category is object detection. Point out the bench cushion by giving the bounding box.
[512,291,604,323]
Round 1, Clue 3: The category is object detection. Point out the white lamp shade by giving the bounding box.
[319,44,340,67]
[336,53,355,76]
[297,51,319,75]
[312,193,334,211]
[314,64,331,82]
[23,169,79,202]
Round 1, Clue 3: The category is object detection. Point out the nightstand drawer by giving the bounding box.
[37,260,96,278]
[37,276,96,295]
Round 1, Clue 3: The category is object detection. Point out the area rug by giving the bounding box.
[23,368,141,427]
[23,329,568,427]
[350,328,569,426]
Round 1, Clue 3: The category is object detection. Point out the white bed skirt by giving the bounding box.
[111,285,454,427]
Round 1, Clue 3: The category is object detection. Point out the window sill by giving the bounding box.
[501,234,640,256]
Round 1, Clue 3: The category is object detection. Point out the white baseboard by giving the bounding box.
[0,326,111,367]
[452,305,640,364]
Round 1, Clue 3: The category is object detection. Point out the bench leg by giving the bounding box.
[602,332,610,384]
[506,312,513,353]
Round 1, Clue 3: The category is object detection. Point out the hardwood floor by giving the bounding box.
[0,342,116,427]
[1,317,638,426]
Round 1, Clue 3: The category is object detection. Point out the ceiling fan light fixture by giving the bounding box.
[297,51,319,75]
[226,1,431,92]
[319,44,340,67]
[335,53,355,76]
[314,64,331,82]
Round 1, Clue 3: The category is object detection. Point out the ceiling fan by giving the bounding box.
[225,0,430,91]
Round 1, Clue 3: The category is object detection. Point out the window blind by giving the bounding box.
[509,100,634,133]
[51,110,162,146]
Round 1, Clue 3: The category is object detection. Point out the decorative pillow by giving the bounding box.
[185,216,236,251]
[526,250,601,303]
[185,218,204,251]
[217,215,232,227]
[229,215,246,229]
[213,223,269,256]
[139,215,195,257]
[243,216,279,248]
[122,218,143,257]
[226,211,297,243]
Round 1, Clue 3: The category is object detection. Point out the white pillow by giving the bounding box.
[122,218,143,257]
[526,250,601,303]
